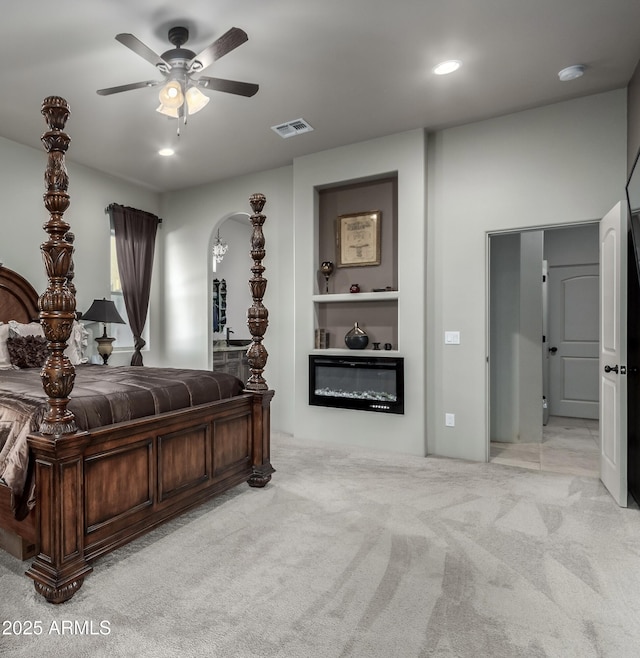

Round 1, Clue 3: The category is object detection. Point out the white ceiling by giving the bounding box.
[3,0,640,192]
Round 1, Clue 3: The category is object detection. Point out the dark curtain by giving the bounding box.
[108,203,160,366]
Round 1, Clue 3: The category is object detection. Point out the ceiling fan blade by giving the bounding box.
[196,76,259,97]
[115,33,166,69]
[189,27,248,71]
[97,80,160,96]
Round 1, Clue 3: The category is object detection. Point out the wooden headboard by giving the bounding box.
[0,267,39,323]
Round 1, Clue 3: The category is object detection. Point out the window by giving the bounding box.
[110,230,148,350]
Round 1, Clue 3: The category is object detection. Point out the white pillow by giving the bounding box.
[0,323,11,369]
[66,321,89,365]
[7,319,89,365]
[7,320,43,337]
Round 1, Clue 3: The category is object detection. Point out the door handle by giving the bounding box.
[604,364,619,374]
[549,347,558,354]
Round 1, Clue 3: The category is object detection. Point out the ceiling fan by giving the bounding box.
[97,26,259,121]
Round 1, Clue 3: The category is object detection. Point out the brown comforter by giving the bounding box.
[0,365,244,512]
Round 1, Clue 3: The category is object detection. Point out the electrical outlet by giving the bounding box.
[445,413,455,427]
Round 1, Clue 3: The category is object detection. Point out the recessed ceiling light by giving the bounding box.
[558,65,585,82]
[433,60,462,75]
[158,147,175,157]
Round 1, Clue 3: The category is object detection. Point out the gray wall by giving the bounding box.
[489,231,544,444]
[544,224,599,267]
[160,165,295,433]
[628,60,640,173]
[518,231,544,443]
[428,89,626,461]
[489,233,520,441]
[0,134,162,366]
[293,130,428,455]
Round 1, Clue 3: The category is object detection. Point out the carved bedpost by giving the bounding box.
[245,193,270,391]
[38,96,77,435]
[26,97,92,604]
[245,193,275,488]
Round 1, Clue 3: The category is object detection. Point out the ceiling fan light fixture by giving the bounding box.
[156,103,179,118]
[158,80,184,109]
[98,26,258,128]
[185,86,210,115]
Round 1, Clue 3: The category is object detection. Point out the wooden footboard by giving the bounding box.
[24,389,273,603]
[82,394,258,562]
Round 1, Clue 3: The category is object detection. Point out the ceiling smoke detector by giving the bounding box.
[271,118,314,138]
[558,65,585,82]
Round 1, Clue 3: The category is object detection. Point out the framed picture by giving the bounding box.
[336,211,381,267]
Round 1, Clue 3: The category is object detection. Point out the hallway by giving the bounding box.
[490,415,599,478]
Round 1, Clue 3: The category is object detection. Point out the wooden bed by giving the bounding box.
[0,96,274,604]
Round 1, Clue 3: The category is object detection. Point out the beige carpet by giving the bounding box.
[1,432,640,657]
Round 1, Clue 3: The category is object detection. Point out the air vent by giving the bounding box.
[271,118,314,139]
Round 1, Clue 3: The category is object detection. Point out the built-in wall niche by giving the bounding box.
[314,297,398,349]
[317,176,398,295]
[314,175,399,351]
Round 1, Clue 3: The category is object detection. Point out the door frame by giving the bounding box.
[485,219,601,461]
[542,259,549,425]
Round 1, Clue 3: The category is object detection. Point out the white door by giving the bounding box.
[548,263,600,418]
[599,201,628,507]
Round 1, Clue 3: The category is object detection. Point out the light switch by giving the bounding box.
[445,413,455,427]
[445,331,460,345]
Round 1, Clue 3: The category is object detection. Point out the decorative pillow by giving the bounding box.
[7,334,49,369]
[7,319,89,365]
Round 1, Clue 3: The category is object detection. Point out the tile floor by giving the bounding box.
[490,415,599,478]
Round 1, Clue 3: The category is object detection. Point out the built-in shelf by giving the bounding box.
[313,292,399,350]
[312,291,399,303]
[314,176,399,352]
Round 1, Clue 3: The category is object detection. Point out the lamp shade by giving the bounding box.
[185,86,210,115]
[156,103,180,118]
[82,298,125,325]
[158,80,184,109]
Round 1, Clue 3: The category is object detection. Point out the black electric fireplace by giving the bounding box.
[309,354,404,414]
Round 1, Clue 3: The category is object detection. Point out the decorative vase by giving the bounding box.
[344,322,369,349]
[320,261,334,294]
[349,283,360,293]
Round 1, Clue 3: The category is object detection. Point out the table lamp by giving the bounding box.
[82,298,126,365]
